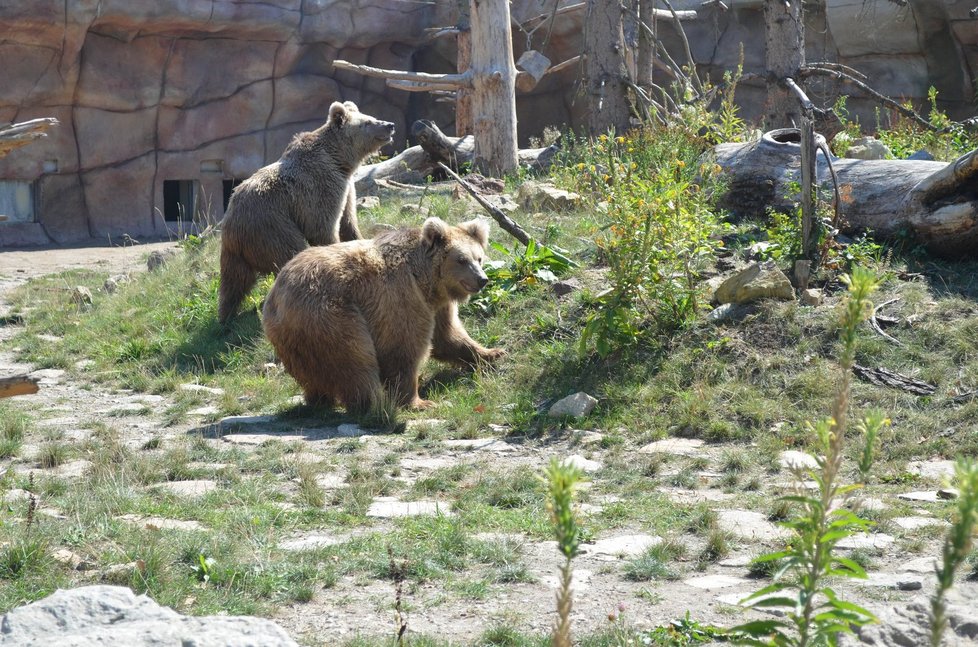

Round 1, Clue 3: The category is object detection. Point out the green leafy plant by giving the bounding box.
[731,267,881,647]
[542,458,585,647]
[929,459,978,647]
[473,238,574,312]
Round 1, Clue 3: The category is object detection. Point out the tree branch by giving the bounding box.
[333,60,473,89]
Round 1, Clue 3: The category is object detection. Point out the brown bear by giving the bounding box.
[261,217,505,412]
[218,100,394,323]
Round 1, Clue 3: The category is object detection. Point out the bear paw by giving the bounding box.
[409,398,437,410]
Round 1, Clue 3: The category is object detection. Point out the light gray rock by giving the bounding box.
[841,592,978,646]
[684,574,750,590]
[800,288,823,306]
[548,392,598,418]
[442,438,516,452]
[892,516,948,530]
[844,137,892,161]
[714,262,794,305]
[356,196,380,209]
[583,534,661,559]
[562,454,601,473]
[278,534,343,552]
[779,450,819,471]
[117,515,205,531]
[366,497,453,518]
[898,490,942,503]
[908,459,957,481]
[517,181,582,212]
[836,532,895,550]
[179,383,225,396]
[151,479,218,498]
[638,437,705,456]
[0,585,298,646]
[707,303,750,324]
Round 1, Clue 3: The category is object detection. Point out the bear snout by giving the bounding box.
[375,122,395,142]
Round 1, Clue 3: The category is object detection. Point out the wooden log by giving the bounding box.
[0,118,59,158]
[354,121,558,194]
[709,129,978,258]
[0,375,39,399]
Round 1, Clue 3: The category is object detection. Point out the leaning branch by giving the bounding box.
[333,60,473,89]
[800,64,935,131]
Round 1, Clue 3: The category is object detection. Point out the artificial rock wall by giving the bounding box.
[2,0,977,245]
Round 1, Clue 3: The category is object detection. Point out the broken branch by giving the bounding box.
[332,60,473,89]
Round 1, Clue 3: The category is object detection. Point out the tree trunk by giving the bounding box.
[709,129,978,258]
[584,0,630,136]
[637,0,655,91]
[763,0,804,129]
[470,0,518,176]
[455,0,473,136]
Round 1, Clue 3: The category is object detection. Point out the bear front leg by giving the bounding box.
[431,303,505,368]
[338,181,362,242]
[377,346,433,409]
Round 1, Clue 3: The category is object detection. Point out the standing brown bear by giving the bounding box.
[262,217,505,412]
[218,100,394,323]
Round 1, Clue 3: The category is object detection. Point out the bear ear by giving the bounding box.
[329,101,349,127]
[458,219,489,248]
[421,217,449,248]
[343,101,360,113]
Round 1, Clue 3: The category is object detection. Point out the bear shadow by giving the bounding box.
[185,402,405,441]
[160,309,265,375]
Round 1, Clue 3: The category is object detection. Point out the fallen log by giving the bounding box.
[354,120,558,194]
[708,129,978,257]
[0,374,39,399]
[0,118,59,158]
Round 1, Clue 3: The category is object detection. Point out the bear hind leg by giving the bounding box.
[218,249,259,324]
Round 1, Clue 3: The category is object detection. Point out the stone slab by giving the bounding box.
[366,497,453,518]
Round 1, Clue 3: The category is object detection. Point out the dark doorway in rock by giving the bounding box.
[163,180,197,222]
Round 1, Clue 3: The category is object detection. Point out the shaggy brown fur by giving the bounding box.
[218,101,394,323]
[262,217,505,412]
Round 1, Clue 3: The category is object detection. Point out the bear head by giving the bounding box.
[328,101,395,165]
[422,217,491,302]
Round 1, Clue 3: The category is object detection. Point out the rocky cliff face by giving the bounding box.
[1,0,975,245]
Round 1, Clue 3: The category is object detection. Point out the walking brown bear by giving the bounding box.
[218,100,394,323]
[261,217,505,412]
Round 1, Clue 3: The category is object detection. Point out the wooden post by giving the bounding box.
[469,0,518,176]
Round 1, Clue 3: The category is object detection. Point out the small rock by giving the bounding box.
[117,514,205,531]
[51,548,91,571]
[366,497,452,518]
[179,383,225,396]
[146,249,176,271]
[337,423,364,437]
[684,574,750,590]
[638,437,704,456]
[900,556,939,574]
[937,487,960,500]
[714,261,794,304]
[718,555,752,568]
[548,392,598,418]
[101,562,141,584]
[908,459,956,481]
[279,534,343,552]
[845,136,891,160]
[551,278,581,297]
[707,303,749,323]
[836,532,895,550]
[898,579,924,591]
[583,534,660,559]
[70,286,93,306]
[152,480,218,498]
[906,149,935,161]
[542,568,593,592]
[442,438,516,452]
[562,454,601,473]
[103,403,149,416]
[36,334,62,343]
[800,288,823,306]
[356,196,381,209]
[717,510,791,542]
[74,359,95,371]
[219,414,278,429]
[222,433,305,446]
[517,181,582,212]
[892,516,948,530]
[745,241,774,260]
[2,489,33,505]
[779,450,819,471]
[103,277,119,293]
